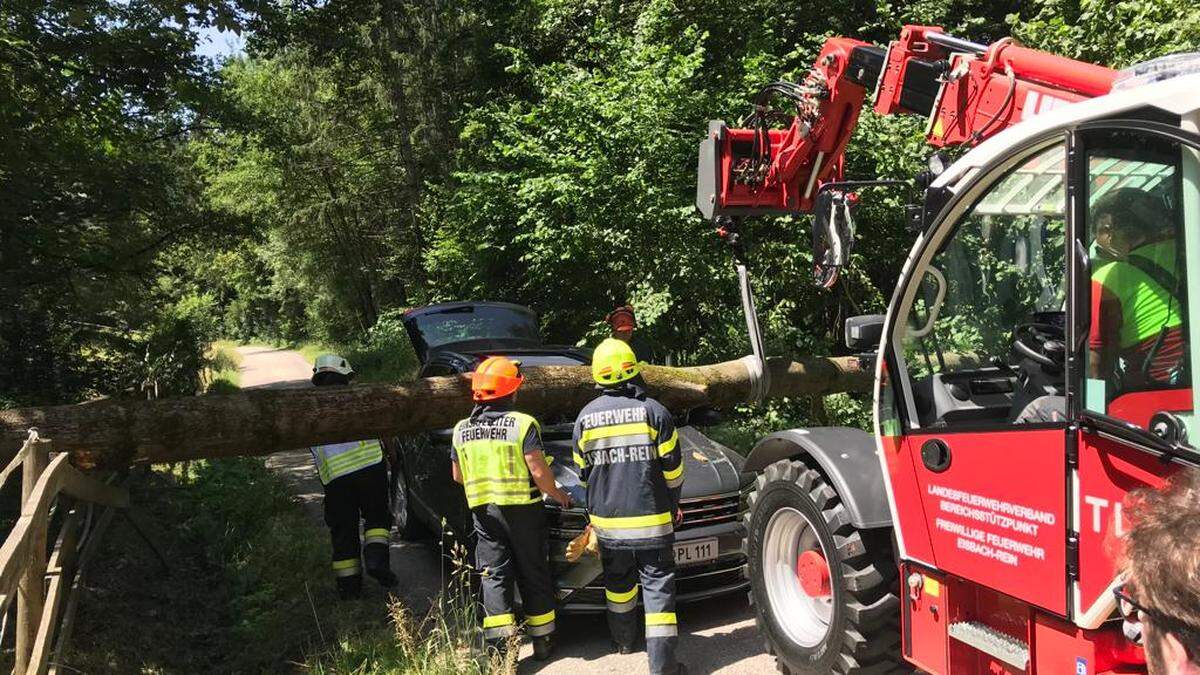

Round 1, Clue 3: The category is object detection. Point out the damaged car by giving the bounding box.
[389,301,751,609]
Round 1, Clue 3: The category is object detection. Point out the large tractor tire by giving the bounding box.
[744,459,905,674]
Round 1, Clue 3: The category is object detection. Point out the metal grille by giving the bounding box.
[678,492,743,530]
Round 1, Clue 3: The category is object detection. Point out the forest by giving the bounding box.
[3,0,1199,418]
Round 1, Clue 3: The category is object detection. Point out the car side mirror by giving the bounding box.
[845,314,885,352]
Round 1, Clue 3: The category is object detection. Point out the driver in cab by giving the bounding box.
[1088,187,1184,393]
[1015,187,1182,423]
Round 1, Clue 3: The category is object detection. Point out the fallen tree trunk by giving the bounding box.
[0,355,872,469]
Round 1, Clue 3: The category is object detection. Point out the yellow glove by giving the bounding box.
[566,525,599,562]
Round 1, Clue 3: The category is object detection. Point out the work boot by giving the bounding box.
[614,640,635,655]
[363,543,397,588]
[532,635,554,661]
[336,574,363,601]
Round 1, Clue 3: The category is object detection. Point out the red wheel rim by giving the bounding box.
[796,549,831,597]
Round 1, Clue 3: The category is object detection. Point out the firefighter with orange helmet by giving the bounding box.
[451,356,572,660]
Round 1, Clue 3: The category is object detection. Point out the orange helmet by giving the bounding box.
[471,356,524,402]
[606,305,637,333]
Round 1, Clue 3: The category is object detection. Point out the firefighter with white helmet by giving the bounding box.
[310,354,397,599]
[573,338,686,674]
[451,355,572,660]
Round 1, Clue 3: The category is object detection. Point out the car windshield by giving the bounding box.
[407,305,542,352]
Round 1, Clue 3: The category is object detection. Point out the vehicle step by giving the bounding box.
[948,620,1030,670]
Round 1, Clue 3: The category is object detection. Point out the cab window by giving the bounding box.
[1083,130,1191,425]
[899,141,1068,429]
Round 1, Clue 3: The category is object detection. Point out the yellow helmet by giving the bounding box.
[592,338,641,385]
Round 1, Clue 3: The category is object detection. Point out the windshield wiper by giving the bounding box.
[1079,410,1200,467]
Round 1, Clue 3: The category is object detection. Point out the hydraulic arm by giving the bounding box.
[695,25,1117,221]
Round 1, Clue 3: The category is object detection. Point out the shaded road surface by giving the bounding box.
[236,345,772,674]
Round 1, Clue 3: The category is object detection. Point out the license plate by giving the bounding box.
[674,537,718,566]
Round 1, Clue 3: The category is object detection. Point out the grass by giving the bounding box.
[66,358,498,673]
[65,458,340,673]
[292,338,418,384]
[202,339,243,393]
[66,457,503,674]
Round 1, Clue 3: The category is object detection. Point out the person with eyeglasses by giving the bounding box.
[1116,468,1200,675]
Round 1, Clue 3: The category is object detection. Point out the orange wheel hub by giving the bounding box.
[796,549,832,597]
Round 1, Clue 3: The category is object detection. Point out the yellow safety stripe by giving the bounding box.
[573,449,586,468]
[658,430,679,457]
[645,612,677,626]
[483,613,516,628]
[663,464,683,481]
[589,512,672,529]
[605,586,639,603]
[331,559,359,570]
[465,486,538,498]
[364,528,389,539]
[314,440,382,483]
[464,476,534,488]
[580,422,657,443]
[526,610,556,627]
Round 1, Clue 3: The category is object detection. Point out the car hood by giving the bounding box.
[545,425,745,499]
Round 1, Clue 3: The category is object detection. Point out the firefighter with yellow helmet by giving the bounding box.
[310,354,397,600]
[450,355,571,660]
[573,338,686,675]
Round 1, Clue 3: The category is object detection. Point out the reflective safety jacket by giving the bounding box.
[1091,240,1184,383]
[572,384,683,548]
[451,408,543,509]
[311,440,384,485]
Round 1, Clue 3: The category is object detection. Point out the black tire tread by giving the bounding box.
[744,459,908,674]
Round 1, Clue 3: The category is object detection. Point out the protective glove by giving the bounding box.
[565,525,599,562]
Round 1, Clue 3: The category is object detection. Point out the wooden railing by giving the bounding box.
[0,430,129,674]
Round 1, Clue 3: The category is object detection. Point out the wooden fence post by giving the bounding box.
[15,430,50,674]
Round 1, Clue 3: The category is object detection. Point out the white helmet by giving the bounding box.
[312,354,354,384]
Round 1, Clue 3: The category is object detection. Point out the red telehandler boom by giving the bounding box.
[701,25,1200,675]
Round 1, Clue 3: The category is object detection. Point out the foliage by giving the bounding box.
[0,0,259,405]
[306,542,507,674]
[1010,0,1200,66]
[67,457,335,672]
[204,339,244,392]
[10,0,1194,415]
[294,309,420,384]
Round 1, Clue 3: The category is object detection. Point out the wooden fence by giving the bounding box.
[0,430,129,674]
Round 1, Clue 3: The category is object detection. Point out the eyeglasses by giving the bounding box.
[1113,584,1200,654]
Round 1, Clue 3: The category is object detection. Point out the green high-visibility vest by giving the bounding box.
[1093,241,1181,349]
[310,439,383,485]
[452,412,541,509]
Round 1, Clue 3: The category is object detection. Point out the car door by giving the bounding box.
[405,362,469,535]
[1068,120,1200,627]
[880,135,1073,616]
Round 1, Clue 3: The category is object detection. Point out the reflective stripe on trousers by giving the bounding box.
[526,609,556,637]
[332,558,361,577]
[363,527,389,546]
[483,613,517,639]
[605,584,639,613]
[473,503,557,643]
[601,543,678,674]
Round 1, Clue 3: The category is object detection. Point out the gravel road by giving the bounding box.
[235,345,774,674]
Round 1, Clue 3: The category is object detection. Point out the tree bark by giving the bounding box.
[0,355,873,469]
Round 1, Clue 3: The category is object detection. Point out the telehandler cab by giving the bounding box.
[696,25,1200,674]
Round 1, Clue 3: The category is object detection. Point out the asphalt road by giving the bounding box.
[236,345,774,674]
